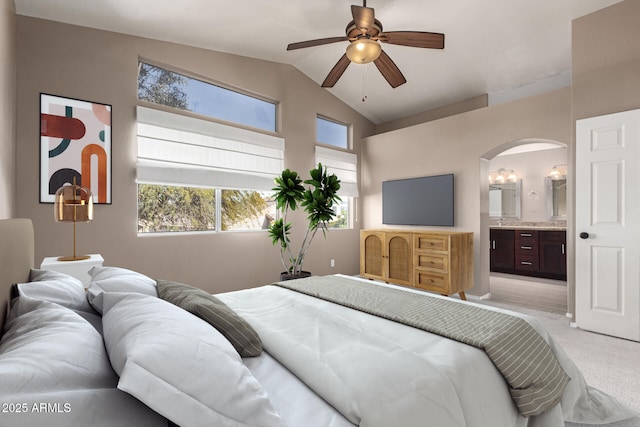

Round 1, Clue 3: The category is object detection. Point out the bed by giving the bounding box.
[0,218,637,427]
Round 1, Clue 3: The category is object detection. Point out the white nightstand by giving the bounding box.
[40,254,104,287]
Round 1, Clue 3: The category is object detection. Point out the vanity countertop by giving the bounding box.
[490,225,566,231]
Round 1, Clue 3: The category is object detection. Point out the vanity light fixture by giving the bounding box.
[549,164,566,180]
[488,168,517,184]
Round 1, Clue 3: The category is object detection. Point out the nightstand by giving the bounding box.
[40,254,104,287]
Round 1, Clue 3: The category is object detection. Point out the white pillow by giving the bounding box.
[0,298,117,393]
[101,292,284,427]
[0,298,168,427]
[30,268,84,284]
[87,266,157,314]
[16,269,95,314]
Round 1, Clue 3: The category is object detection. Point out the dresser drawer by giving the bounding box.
[415,253,449,273]
[515,254,538,271]
[415,235,449,252]
[415,271,448,292]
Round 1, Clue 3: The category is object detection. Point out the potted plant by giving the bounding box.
[268,163,341,280]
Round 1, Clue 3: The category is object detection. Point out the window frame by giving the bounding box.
[316,115,350,150]
[137,184,277,235]
[135,101,284,235]
[137,60,280,134]
[314,145,358,230]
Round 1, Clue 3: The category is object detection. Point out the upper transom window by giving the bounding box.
[137,61,277,132]
[316,116,349,149]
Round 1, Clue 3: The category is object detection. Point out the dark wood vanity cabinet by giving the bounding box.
[539,231,567,280]
[514,230,539,273]
[490,229,515,273]
[490,228,566,281]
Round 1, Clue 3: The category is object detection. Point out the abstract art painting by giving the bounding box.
[40,94,111,204]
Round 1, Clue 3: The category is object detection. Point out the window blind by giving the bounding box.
[136,106,284,191]
[315,146,358,197]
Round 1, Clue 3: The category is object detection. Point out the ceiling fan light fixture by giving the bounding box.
[346,38,381,64]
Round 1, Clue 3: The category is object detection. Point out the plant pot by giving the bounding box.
[279,271,312,281]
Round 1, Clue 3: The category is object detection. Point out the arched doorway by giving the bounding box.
[480,138,568,314]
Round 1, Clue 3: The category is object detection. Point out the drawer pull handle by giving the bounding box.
[520,246,532,250]
[520,233,533,237]
[520,261,533,265]
[562,244,565,255]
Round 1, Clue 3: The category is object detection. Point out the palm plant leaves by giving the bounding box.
[269,163,341,276]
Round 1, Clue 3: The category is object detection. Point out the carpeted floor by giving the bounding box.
[475,297,640,426]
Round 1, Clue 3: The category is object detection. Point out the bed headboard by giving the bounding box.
[0,219,34,335]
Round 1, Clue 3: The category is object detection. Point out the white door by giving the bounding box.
[576,109,640,342]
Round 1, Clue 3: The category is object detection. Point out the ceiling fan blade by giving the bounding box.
[321,54,351,88]
[379,31,445,49]
[287,36,349,51]
[351,5,375,34]
[373,50,406,88]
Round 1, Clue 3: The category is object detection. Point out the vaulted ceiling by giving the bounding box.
[14,0,622,124]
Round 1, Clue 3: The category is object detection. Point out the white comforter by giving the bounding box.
[219,275,636,427]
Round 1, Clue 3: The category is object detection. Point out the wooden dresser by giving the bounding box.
[360,230,474,299]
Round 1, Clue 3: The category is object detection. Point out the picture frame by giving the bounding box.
[40,93,112,204]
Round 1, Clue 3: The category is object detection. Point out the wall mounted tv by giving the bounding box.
[382,173,454,226]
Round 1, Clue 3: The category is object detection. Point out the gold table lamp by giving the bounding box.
[54,179,94,261]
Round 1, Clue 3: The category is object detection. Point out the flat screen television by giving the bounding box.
[382,174,454,226]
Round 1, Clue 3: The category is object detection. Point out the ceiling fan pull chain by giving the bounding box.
[362,64,368,102]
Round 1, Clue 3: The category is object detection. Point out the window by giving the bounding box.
[317,116,348,149]
[138,62,277,132]
[220,189,275,231]
[137,186,276,233]
[315,146,358,229]
[327,198,350,229]
[138,185,216,233]
[136,106,283,234]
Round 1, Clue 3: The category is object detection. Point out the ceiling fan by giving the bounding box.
[286,1,445,88]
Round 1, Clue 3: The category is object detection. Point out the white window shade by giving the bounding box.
[136,107,284,191]
[315,146,358,197]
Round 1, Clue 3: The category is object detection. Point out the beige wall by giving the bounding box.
[0,0,16,219]
[15,17,375,293]
[375,94,488,134]
[572,0,640,121]
[361,89,572,297]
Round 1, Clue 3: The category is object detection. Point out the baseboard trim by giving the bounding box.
[466,292,492,301]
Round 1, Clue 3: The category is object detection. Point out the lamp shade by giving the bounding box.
[54,182,93,261]
[54,184,93,223]
[345,38,381,64]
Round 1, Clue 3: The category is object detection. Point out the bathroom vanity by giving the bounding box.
[490,227,566,281]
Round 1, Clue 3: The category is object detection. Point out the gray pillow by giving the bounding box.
[156,280,262,357]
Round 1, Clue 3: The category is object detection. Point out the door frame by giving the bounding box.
[479,138,571,313]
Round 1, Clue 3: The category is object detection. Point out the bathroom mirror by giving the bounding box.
[546,177,567,219]
[489,180,521,218]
